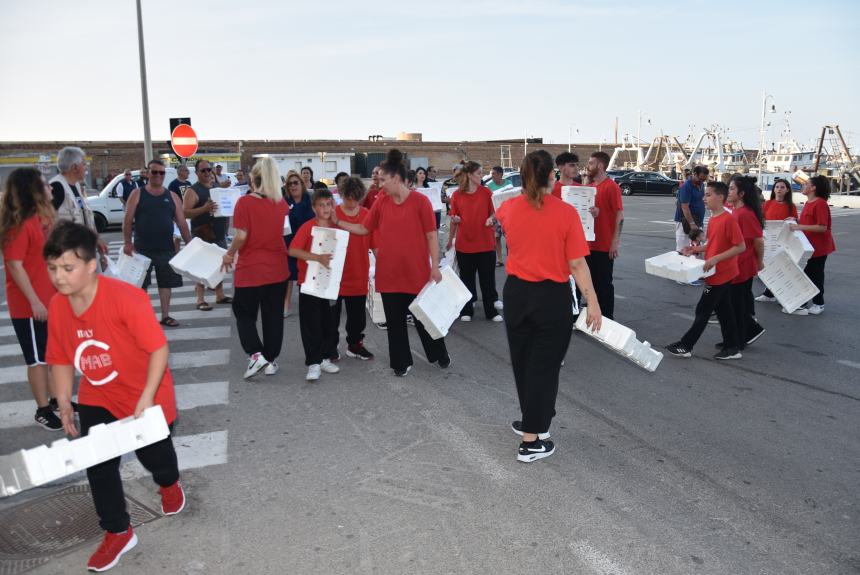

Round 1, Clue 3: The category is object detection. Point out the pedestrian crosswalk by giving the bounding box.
[0,239,236,488]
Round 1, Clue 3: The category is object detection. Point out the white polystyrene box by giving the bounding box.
[645,251,715,283]
[418,184,445,212]
[366,274,386,324]
[210,187,243,217]
[300,226,350,301]
[408,266,472,340]
[283,215,292,236]
[763,220,785,262]
[575,313,663,372]
[169,237,226,289]
[107,252,152,288]
[491,186,521,211]
[758,248,819,314]
[561,186,596,242]
[776,225,814,269]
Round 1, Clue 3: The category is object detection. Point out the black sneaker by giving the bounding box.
[517,439,555,463]
[394,365,412,377]
[714,347,742,360]
[346,342,374,360]
[666,342,692,358]
[714,341,746,350]
[35,407,63,431]
[437,354,451,369]
[746,324,766,346]
[511,420,550,440]
[48,398,80,412]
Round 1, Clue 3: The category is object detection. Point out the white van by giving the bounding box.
[88,168,236,232]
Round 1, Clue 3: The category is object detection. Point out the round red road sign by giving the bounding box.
[171,124,198,158]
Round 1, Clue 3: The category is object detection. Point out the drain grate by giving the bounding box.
[0,484,160,575]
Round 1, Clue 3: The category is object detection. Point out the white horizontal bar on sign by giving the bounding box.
[120,430,228,480]
[172,137,197,146]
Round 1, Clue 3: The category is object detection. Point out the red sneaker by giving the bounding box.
[87,527,137,572]
[159,481,186,515]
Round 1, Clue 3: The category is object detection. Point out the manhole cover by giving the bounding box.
[0,484,159,575]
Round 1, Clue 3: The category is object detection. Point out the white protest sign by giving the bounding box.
[211,188,243,217]
[418,183,445,212]
[561,186,596,241]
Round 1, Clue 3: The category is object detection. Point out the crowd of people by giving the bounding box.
[0,144,838,571]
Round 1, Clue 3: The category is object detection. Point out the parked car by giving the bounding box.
[613,171,679,196]
[606,169,634,181]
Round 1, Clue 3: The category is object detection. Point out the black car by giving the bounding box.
[606,169,634,181]
[614,171,679,196]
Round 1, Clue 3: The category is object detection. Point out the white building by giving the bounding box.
[253,152,354,183]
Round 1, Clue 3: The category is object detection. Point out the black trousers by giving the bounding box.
[333,294,367,346]
[79,404,179,533]
[680,282,738,350]
[804,255,827,305]
[503,276,573,435]
[585,251,615,319]
[299,293,337,365]
[232,281,288,363]
[456,250,499,319]
[380,292,448,371]
[730,278,760,345]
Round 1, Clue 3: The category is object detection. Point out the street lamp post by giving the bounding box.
[757,91,776,186]
[136,0,153,163]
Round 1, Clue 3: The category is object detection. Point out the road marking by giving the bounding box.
[568,540,633,575]
[0,343,23,358]
[648,220,676,225]
[147,284,233,295]
[0,381,229,429]
[672,312,695,321]
[121,430,229,480]
[837,360,860,370]
[167,308,232,321]
[165,326,231,341]
[0,326,16,337]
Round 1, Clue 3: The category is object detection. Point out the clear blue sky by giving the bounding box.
[1,0,858,151]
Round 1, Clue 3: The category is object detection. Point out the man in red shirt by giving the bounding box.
[583,151,623,319]
[362,165,383,209]
[551,152,580,198]
[44,221,185,572]
[667,182,746,360]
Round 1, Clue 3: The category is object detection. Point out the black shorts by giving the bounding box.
[12,318,48,366]
[137,249,183,290]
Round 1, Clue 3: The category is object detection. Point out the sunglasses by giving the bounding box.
[150,170,166,175]
[199,168,212,173]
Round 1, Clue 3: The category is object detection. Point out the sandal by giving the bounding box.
[160,316,180,327]
[216,297,233,304]
[196,302,213,311]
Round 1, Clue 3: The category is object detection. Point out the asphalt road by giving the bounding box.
[1,195,858,575]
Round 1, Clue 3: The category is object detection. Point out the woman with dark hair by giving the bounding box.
[414,167,429,188]
[789,175,835,315]
[282,170,315,317]
[300,166,315,191]
[495,150,601,463]
[332,149,449,376]
[757,178,798,302]
[726,175,765,348]
[0,168,62,430]
[446,161,501,322]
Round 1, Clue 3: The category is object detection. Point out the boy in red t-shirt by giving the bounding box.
[288,189,343,381]
[44,221,184,572]
[667,182,746,360]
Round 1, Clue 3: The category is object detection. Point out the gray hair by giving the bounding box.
[57,146,86,172]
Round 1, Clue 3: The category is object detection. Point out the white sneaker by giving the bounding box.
[806,303,824,315]
[782,306,809,316]
[244,353,269,379]
[306,364,321,381]
[491,314,504,322]
[755,294,776,302]
[264,361,279,376]
[320,359,340,374]
[460,315,471,322]
[494,300,504,311]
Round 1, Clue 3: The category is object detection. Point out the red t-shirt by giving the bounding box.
[496,194,589,283]
[363,185,382,209]
[704,211,743,286]
[232,194,291,288]
[799,198,836,257]
[46,276,177,424]
[363,191,436,294]
[449,185,495,253]
[589,178,623,252]
[763,199,798,221]
[291,219,332,286]
[732,206,763,284]
[551,180,580,199]
[2,216,57,319]
[336,205,371,296]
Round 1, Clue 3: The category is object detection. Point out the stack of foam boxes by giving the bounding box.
[575,314,663,372]
[0,406,169,497]
[645,251,715,283]
[169,237,228,289]
[408,266,472,339]
[760,221,816,313]
[300,226,350,300]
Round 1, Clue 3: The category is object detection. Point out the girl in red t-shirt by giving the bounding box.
[333,149,449,377]
[790,175,836,314]
[0,168,61,430]
[728,175,766,349]
[221,157,291,379]
[447,161,502,322]
[495,150,601,463]
[758,178,799,302]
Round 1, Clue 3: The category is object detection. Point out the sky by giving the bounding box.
[1,0,858,151]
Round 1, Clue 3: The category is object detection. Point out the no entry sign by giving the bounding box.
[171,124,198,158]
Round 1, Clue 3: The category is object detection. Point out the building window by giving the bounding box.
[325,161,337,172]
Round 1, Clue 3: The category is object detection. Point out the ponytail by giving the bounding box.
[521,150,554,208]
